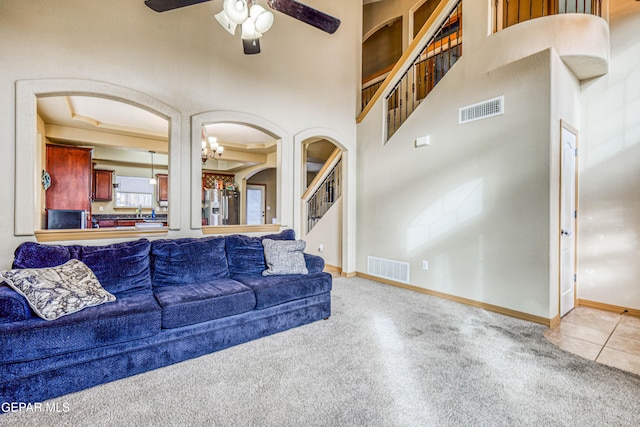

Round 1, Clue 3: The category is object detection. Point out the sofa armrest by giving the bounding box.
[304,253,325,274]
[0,285,32,323]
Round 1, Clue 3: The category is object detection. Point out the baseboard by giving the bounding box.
[355,272,555,327]
[323,264,356,278]
[549,314,561,329]
[578,299,640,317]
[323,264,342,275]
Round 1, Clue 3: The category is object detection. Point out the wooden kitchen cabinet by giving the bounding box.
[157,173,168,203]
[46,144,92,218]
[93,169,113,201]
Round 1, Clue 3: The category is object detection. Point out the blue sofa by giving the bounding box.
[0,230,331,406]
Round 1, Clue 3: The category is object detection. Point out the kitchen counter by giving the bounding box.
[92,214,167,228]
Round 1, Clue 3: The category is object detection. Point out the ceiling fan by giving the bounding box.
[144,0,341,55]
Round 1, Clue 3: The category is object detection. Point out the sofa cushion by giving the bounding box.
[12,239,152,295]
[0,289,161,364]
[153,278,256,329]
[151,236,228,288]
[79,239,152,294]
[262,239,309,276]
[225,229,295,276]
[12,241,79,269]
[0,285,31,323]
[232,272,332,310]
[0,259,116,321]
[303,253,325,275]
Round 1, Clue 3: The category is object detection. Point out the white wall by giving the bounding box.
[305,197,342,269]
[355,0,612,320]
[0,0,360,268]
[579,0,640,309]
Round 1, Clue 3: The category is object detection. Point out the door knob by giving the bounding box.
[561,229,573,237]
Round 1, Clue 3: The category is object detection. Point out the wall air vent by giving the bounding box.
[367,256,410,284]
[459,96,504,124]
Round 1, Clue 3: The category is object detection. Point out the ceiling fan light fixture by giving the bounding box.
[223,0,249,25]
[241,18,262,40]
[215,10,237,35]
[250,5,274,34]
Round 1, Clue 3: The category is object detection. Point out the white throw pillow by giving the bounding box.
[0,259,115,321]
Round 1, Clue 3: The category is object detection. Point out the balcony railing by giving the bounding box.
[495,0,603,32]
[385,0,462,140]
[306,158,342,233]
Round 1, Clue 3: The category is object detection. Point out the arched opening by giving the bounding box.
[15,79,181,239]
[411,0,441,39]
[200,122,277,227]
[304,138,339,190]
[191,111,290,233]
[361,16,403,110]
[295,129,353,276]
[37,95,169,231]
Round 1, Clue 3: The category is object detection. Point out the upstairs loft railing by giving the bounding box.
[362,64,394,111]
[305,155,342,233]
[385,0,462,140]
[495,0,603,32]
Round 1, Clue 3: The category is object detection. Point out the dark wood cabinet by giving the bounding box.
[202,172,235,201]
[92,169,113,201]
[46,144,92,225]
[157,173,168,203]
[97,219,117,228]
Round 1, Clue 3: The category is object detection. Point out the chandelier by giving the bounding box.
[215,0,274,54]
[202,128,224,163]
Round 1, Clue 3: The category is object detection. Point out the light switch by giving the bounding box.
[415,136,430,147]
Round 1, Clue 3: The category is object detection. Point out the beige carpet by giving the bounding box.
[2,277,640,426]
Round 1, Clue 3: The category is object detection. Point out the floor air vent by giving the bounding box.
[367,256,410,283]
[459,96,504,124]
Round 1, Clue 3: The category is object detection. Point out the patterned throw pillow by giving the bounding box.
[0,259,115,321]
[261,239,309,276]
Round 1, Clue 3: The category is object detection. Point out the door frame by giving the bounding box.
[559,119,579,317]
[246,184,266,225]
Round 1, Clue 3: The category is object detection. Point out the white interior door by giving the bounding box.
[246,185,265,225]
[560,123,578,317]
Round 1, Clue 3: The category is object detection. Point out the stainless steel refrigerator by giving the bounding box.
[203,189,240,225]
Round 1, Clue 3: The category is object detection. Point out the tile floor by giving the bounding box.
[544,306,640,376]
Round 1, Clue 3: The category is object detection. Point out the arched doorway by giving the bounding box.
[295,128,354,277]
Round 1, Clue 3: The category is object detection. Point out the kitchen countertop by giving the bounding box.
[93,214,167,220]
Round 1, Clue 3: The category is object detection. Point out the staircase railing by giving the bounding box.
[362,79,386,112]
[305,156,342,233]
[494,0,603,32]
[362,65,395,111]
[385,0,462,140]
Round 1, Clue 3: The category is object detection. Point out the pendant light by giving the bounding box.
[149,151,157,185]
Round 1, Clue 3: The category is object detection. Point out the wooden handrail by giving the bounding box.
[302,148,341,201]
[356,0,453,124]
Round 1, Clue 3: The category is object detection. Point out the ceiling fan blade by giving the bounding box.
[144,0,211,12]
[243,38,261,55]
[267,0,340,34]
